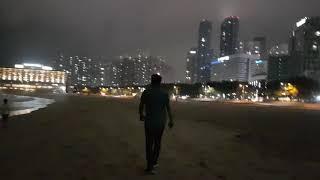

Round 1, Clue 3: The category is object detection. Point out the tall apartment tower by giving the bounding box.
[196,19,213,83]
[220,16,240,57]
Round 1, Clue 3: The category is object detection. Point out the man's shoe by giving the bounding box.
[153,163,159,168]
[144,168,156,175]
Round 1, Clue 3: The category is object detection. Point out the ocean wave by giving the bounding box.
[0,94,55,117]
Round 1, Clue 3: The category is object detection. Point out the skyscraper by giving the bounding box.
[289,17,320,81]
[267,44,290,82]
[185,48,197,83]
[196,19,213,83]
[220,16,240,57]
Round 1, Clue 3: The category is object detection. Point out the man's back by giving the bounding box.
[141,87,169,128]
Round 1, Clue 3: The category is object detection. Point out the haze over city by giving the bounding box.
[1,0,320,81]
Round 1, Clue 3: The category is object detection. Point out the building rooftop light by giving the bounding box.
[14,63,53,71]
[296,17,308,28]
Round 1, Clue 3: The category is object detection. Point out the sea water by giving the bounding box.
[0,94,55,117]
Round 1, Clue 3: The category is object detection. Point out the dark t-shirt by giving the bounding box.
[141,87,169,129]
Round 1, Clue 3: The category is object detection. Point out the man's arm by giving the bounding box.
[166,95,174,128]
[139,92,145,121]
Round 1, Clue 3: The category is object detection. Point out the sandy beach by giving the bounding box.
[1,95,320,179]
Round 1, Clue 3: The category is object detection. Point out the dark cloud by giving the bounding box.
[1,0,320,80]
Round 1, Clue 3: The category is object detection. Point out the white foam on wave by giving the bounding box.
[0,94,55,117]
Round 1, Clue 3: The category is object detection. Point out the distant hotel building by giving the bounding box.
[220,16,240,57]
[0,63,66,92]
[289,17,320,82]
[211,54,264,83]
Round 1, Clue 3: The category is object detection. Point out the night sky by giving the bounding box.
[1,0,320,81]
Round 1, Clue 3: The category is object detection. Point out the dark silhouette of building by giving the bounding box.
[268,44,290,81]
[252,37,267,59]
[289,17,320,82]
[220,16,240,57]
[196,19,213,83]
[185,48,197,83]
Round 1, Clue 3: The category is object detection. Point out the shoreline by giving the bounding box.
[0,93,55,118]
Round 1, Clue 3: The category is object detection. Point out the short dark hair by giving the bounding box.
[151,74,162,85]
[3,99,8,104]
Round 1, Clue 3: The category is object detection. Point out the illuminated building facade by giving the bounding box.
[248,59,268,87]
[289,17,320,81]
[211,54,260,82]
[220,16,240,57]
[104,55,172,87]
[53,55,106,87]
[0,63,66,92]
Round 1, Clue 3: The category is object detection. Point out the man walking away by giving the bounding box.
[139,74,174,175]
[1,99,10,128]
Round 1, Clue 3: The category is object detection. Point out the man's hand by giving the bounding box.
[140,115,145,121]
[168,120,174,129]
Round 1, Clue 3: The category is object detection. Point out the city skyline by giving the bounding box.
[1,0,320,81]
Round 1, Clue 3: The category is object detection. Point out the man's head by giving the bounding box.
[3,99,8,104]
[151,74,162,86]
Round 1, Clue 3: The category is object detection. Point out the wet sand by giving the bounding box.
[1,95,320,179]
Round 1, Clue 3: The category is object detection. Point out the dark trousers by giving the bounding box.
[144,124,164,169]
[1,114,9,128]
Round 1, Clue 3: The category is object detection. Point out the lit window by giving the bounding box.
[316,31,320,37]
